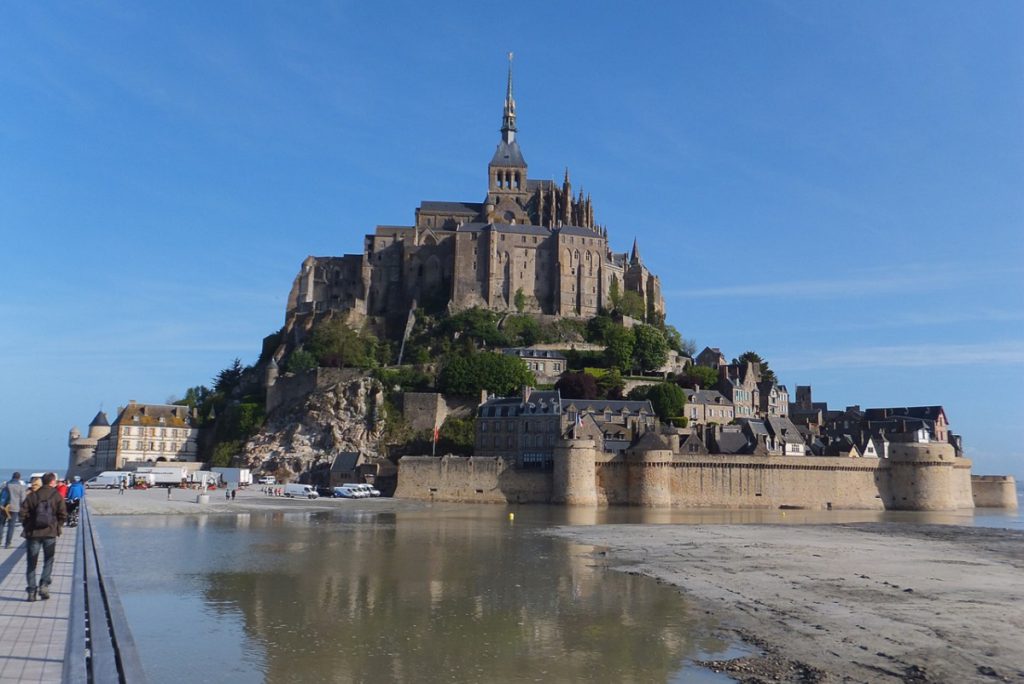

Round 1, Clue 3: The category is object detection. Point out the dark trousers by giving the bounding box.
[25,537,57,592]
[1,512,19,547]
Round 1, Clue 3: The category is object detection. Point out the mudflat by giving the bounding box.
[84,487,425,515]
[549,523,1024,684]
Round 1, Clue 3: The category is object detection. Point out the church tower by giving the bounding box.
[486,53,530,224]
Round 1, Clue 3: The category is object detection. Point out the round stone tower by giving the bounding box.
[68,411,110,478]
[886,441,958,511]
[627,432,674,507]
[552,438,598,505]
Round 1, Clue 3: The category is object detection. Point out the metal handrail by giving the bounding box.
[62,501,147,684]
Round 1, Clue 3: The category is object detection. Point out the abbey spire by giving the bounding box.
[501,51,516,144]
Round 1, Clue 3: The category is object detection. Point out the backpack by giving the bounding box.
[33,496,56,529]
[0,486,8,507]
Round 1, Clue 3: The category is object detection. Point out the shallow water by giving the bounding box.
[95,501,1021,683]
[96,506,741,683]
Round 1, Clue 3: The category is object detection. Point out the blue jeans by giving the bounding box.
[25,537,56,592]
[1,512,19,547]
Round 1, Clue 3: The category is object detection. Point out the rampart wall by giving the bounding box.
[397,441,999,511]
[972,476,1019,508]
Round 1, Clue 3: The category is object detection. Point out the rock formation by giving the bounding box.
[241,375,386,475]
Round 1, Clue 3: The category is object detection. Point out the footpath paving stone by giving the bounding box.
[0,528,76,684]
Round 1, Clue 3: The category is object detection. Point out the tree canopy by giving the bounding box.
[438,351,535,397]
[678,364,720,390]
[628,382,686,421]
[307,319,378,369]
[631,324,668,373]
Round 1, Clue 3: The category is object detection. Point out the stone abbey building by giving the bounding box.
[285,61,664,335]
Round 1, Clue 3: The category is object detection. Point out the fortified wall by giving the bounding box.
[396,438,1010,511]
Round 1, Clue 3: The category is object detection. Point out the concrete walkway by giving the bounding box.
[0,529,76,684]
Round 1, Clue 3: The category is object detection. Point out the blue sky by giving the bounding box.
[1,2,1021,478]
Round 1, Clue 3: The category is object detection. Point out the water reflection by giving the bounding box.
[97,508,732,683]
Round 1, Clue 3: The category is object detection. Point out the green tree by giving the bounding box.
[608,275,621,312]
[286,349,318,374]
[733,351,777,385]
[629,382,685,421]
[619,291,646,320]
[678,364,720,390]
[438,351,535,397]
[514,288,526,313]
[662,324,696,357]
[441,307,507,348]
[503,314,541,347]
[438,416,476,455]
[631,324,669,373]
[604,326,635,372]
[596,368,625,399]
[214,358,245,395]
[307,319,377,369]
[585,313,617,345]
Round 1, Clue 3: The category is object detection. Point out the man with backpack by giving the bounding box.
[20,472,67,602]
[0,472,26,549]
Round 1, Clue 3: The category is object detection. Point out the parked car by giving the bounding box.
[258,476,276,485]
[332,486,365,499]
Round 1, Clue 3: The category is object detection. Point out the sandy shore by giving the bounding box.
[84,487,426,515]
[549,523,1024,684]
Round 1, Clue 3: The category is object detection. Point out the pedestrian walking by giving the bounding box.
[20,472,67,602]
[167,487,172,500]
[118,479,126,495]
[0,473,26,549]
[231,489,236,501]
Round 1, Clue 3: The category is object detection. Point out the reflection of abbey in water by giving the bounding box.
[285,58,663,335]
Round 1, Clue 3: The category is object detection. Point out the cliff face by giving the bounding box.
[242,375,386,474]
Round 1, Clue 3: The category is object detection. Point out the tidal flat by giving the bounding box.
[548,523,1024,683]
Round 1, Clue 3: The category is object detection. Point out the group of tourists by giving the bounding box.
[1,471,85,602]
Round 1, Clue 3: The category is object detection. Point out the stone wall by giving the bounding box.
[266,367,366,414]
[396,439,1003,511]
[972,475,1019,508]
[394,455,551,503]
[400,392,447,432]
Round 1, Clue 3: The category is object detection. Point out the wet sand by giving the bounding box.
[549,523,1024,683]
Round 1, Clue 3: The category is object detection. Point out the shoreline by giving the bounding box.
[548,522,1024,683]
[83,487,429,516]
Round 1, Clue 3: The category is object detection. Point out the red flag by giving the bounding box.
[433,425,439,443]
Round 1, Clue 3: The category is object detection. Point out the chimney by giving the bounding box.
[522,386,532,403]
[480,389,489,405]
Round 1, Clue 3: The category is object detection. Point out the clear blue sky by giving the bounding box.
[1,2,1021,478]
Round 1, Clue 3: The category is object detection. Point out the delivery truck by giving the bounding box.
[134,466,188,487]
[212,467,252,487]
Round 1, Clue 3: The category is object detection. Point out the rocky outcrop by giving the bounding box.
[241,375,386,475]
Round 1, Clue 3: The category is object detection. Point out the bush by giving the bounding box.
[286,349,317,374]
[629,382,686,421]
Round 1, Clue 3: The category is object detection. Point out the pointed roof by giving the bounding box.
[490,54,526,168]
[630,238,641,264]
[89,411,109,427]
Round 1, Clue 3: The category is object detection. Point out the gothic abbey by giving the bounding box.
[285,60,664,337]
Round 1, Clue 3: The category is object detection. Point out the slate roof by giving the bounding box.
[863,406,946,423]
[766,417,805,445]
[715,429,752,455]
[564,399,654,415]
[479,390,562,418]
[526,179,556,191]
[112,402,193,428]
[490,140,527,167]
[419,201,483,215]
[331,452,361,474]
[683,389,731,406]
[89,411,109,427]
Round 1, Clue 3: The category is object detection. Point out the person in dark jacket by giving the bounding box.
[1,472,27,549]
[20,472,67,602]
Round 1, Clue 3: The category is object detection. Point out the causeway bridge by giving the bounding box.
[0,504,144,683]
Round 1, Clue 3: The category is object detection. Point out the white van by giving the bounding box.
[343,483,381,498]
[85,472,132,489]
[284,483,319,499]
